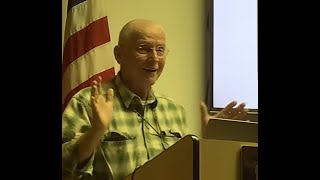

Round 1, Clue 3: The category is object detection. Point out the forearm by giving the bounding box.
[62,91,111,176]
[75,128,105,166]
[62,128,106,177]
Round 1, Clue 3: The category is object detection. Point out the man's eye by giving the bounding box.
[156,47,165,52]
[156,50,164,55]
[138,45,150,51]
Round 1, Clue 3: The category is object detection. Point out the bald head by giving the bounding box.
[118,19,166,45]
[113,19,167,99]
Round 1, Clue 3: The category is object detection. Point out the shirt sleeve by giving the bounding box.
[62,94,95,178]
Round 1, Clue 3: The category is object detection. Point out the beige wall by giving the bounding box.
[62,0,207,137]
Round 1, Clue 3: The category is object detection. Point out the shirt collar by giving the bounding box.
[115,73,158,109]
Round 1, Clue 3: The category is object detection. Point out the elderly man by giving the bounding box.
[62,19,247,180]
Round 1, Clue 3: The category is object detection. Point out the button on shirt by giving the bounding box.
[62,74,187,180]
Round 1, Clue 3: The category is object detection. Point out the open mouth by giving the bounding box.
[143,68,157,72]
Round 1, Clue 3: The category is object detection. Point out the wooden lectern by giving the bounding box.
[123,135,199,180]
[124,135,257,180]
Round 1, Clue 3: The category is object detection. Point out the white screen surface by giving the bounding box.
[213,0,258,110]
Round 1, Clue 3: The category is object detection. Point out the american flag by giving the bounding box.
[62,0,115,111]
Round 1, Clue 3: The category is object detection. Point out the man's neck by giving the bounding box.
[120,74,150,101]
[131,86,150,101]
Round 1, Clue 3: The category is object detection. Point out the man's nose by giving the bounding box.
[149,49,160,61]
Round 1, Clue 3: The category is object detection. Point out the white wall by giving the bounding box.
[62,0,207,137]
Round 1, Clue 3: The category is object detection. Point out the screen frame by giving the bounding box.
[206,0,258,118]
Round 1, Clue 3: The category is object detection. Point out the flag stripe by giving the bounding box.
[62,17,110,76]
[67,0,87,12]
[64,0,108,43]
[62,0,115,111]
[63,67,115,110]
[62,42,115,102]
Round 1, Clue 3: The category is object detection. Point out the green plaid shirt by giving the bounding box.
[62,74,187,180]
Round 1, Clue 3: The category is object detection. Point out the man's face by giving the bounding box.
[119,27,167,88]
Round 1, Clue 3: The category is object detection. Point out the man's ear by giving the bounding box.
[114,45,122,64]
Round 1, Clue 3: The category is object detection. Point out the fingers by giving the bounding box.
[233,103,247,119]
[225,101,238,109]
[97,76,102,94]
[91,80,99,98]
[235,102,246,112]
[233,109,248,120]
[200,101,213,138]
[218,101,248,119]
[90,76,105,99]
[106,88,114,101]
[220,101,237,115]
[200,101,209,125]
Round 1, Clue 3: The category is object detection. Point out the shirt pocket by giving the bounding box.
[101,130,136,151]
[103,131,136,142]
[100,131,136,176]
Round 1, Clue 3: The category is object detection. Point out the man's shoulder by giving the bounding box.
[154,92,173,101]
[154,92,183,108]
